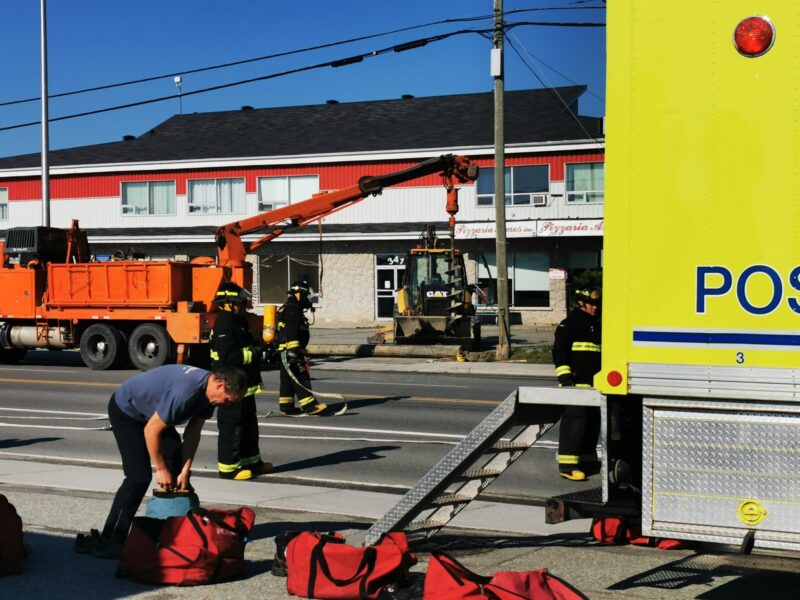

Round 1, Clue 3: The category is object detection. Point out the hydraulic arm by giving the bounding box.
[214,154,478,265]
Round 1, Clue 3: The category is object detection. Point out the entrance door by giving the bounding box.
[375,254,406,319]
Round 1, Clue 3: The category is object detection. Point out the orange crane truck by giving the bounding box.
[0,154,478,370]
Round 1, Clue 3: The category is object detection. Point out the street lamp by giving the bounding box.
[174,76,183,114]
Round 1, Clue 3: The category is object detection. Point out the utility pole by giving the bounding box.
[40,0,51,226]
[492,0,510,360]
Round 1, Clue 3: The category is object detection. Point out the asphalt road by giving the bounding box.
[0,349,591,503]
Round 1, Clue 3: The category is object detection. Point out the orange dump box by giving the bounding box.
[47,261,192,307]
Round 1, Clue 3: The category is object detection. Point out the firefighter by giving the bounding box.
[210,281,272,480]
[553,287,602,481]
[276,279,327,415]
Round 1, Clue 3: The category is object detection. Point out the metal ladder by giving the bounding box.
[363,388,564,546]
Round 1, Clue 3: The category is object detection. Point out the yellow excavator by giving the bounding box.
[389,225,480,350]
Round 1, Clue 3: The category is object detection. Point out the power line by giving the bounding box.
[0,5,605,108]
[506,31,604,103]
[505,34,603,145]
[0,20,606,134]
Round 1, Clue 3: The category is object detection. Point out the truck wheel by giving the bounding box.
[79,324,123,370]
[128,324,173,371]
[0,348,27,363]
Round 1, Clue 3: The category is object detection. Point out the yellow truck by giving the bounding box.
[364,2,800,553]
[592,2,799,551]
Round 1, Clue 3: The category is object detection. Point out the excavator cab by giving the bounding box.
[394,226,480,349]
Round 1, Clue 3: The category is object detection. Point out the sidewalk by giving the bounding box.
[307,323,555,379]
[3,458,797,599]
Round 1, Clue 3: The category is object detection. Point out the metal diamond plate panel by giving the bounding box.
[643,400,800,547]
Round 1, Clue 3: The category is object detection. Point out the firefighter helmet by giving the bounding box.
[288,279,311,296]
[213,281,252,305]
[575,287,601,307]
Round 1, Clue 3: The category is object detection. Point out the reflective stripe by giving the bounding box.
[576,383,593,388]
[210,351,219,361]
[299,395,316,407]
[246,384,263,396]
[278,341,301,351]
[279,397,294,404]
[557,454,580,465]
[555,365,572,376]
[216,291,240,297]
[242,347,253,364]
[571,342,601,352]
[218,461,243,472]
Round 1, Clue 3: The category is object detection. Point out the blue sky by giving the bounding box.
[0,1,605,158]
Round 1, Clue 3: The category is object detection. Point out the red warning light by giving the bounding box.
[734,16,775,57]
[607,371,623,387]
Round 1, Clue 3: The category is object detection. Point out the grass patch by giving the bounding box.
[508,344,552,364]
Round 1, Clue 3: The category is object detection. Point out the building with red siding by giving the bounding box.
[0,87,604,326]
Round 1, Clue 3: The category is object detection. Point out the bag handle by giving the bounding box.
[189,507,249,538]
[307,535,378,600]
[185,512,209,549]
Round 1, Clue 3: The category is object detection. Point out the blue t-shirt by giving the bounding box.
[114,365,215,425]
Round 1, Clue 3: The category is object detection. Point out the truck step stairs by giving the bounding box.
[365,389,558,545]
[364,386,607,546]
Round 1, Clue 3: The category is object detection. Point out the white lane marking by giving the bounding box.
[0,366,78,374]
[0,422,108,432]
[253,420,465,439]
[0,407,558,447]
[318,379,469,389]
[0,407,106,417]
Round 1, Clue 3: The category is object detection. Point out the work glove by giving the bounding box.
[557,373,575,387]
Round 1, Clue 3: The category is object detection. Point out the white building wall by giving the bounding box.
[313,253,375,326]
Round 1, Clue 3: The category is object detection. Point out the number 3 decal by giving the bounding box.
[736,352,745,364]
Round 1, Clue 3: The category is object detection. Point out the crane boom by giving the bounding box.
[214,154,478,264]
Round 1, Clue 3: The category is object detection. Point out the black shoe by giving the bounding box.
[92,538,124,560]
[280,406,303,416]
[74,529,103,554]
[243,460,273,475]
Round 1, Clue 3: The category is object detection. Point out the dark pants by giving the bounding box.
[217,395,261,471]
[557,406,601,472]
[102,395,181,542]
[279,353,316,409]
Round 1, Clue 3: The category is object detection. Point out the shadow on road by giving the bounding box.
[608,552,800,594]
[250,518,368,542]
[0,437,61,449]
[270,444,400,474]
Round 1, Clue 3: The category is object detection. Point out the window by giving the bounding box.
[476,165,549,206]
[566,162,604,203]
[0,188,7,220]
[258,175,318,211]
[188,178,245,214]
[121,181,176,215]
[477,252,550,307]
[259,254,320,304]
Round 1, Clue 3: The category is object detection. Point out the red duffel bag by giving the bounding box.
[0,494,24,576]
[285,531,417,599]
[423,551,587,600]
[116,506,255,585]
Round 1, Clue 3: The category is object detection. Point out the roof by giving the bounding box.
[0,87,603,169]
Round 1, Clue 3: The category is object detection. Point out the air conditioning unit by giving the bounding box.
[531,193,549,207]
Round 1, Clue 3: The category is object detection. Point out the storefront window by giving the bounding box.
[477,252,550,307]
[259,254,320,304]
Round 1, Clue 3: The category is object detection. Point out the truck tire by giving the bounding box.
[0,348,27,364]
[79,324,124,370]
[128,323,173,371]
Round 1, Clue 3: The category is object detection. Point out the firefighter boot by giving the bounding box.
[559,469,587,482]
